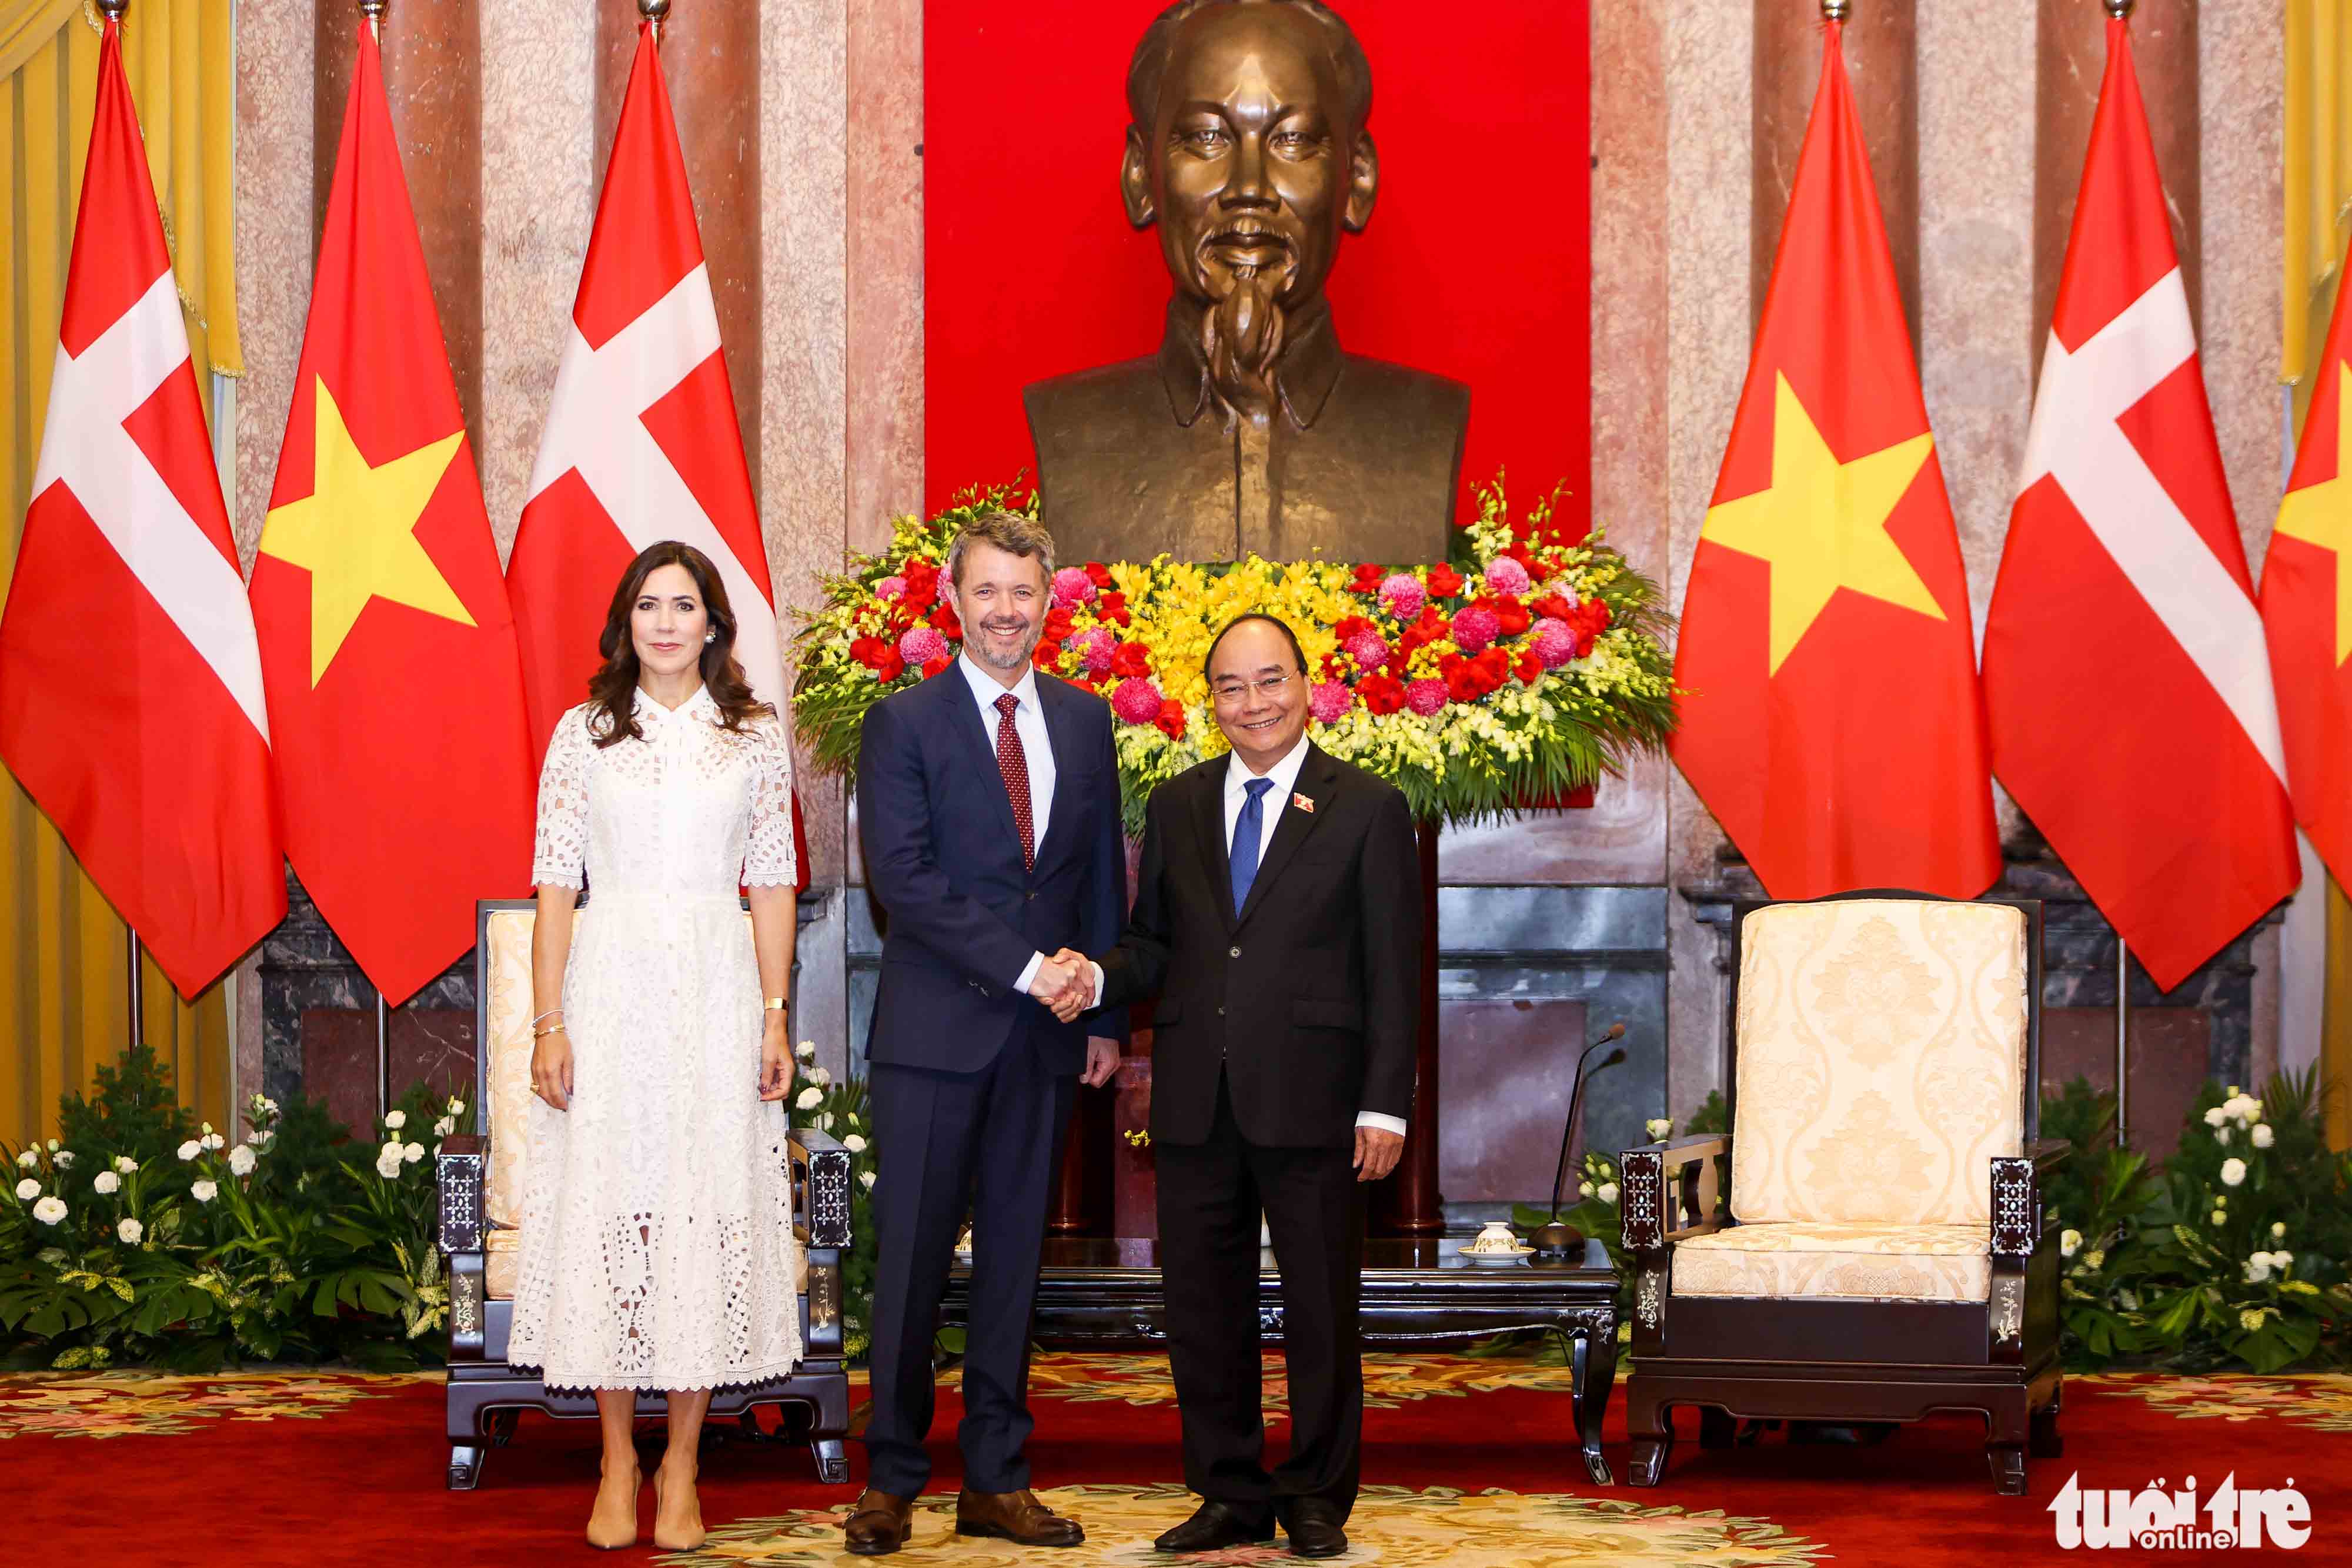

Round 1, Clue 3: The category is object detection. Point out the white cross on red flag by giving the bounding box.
[0,17,284,998]
[1982,15,2297,992]
[507,21,807,887]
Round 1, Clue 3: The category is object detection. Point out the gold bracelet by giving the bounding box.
[533,1023,567,1038]
[763,997,787,1011]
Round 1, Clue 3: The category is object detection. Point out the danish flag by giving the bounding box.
[0,18,283,998]
[1982,15,2296,992]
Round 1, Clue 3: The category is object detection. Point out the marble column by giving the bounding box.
[596,0,761,502]
[846,0,925,554]
[313,0,485,445]
[1755,0,1920,340]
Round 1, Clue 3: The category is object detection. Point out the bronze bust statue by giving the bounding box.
[1024,0,1468,567]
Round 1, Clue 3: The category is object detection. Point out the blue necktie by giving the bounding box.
[1230,777,1276,913]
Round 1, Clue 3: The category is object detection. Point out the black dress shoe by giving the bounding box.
[1155,1500,1277,1553]
[1285,1498,1348,1559]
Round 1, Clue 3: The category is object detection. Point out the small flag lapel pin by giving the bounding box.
[1292,793,1315,814]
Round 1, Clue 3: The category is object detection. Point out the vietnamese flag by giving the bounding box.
[250,22,534,1004]
[1669,18,1998,898]
[2264,236,2352,892]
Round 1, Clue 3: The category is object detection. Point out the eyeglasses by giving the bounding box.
[1210,672,1298,705]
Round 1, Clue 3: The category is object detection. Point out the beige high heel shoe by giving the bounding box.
[586,1457,642,1550]
[653,1460,706,1553]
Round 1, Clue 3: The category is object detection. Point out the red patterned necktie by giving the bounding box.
[994,692,1035,870]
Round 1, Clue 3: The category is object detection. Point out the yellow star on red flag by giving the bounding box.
[2273,362,2352,666]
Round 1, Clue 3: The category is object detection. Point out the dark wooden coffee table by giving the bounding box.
[943,1235,1622,1485]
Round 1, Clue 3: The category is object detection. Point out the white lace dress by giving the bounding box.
[508,686,804,1392]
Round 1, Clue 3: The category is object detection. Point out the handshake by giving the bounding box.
[1025,948,1098,1024]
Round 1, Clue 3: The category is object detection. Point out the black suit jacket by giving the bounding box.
[857,664,1130,1075]
[1097,742,1421,1148]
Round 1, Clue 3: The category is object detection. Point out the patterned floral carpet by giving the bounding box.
[4,1355,2347,1564]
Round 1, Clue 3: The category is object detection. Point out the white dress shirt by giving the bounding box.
[959,654,1064,995]
[1090,730,1405,1136]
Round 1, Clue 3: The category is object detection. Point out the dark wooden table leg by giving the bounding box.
[1569,1317,1617,1485]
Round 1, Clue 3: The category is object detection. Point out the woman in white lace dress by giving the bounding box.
[513,541,802,1552]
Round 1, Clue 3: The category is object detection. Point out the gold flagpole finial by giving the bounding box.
[641,0,671,38]
[359,0,387,38]
[96,0,127,18]
[1822,0,1850,19]
[2102,0,2136,18]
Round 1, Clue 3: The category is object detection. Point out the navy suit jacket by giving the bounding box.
[857,664,1130,1076]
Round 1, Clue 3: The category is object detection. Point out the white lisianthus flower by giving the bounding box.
[819,1111,835,1131]
[247,1129,273,1148]
[1646,1118,1672,1141]
[2244,1256,2274,1284]
[176,1139,201,1162]
[384,1111,406,1131]
[14,1178,39,1201]
[446,1098,466,1117]
[201,1133,223,1152]
[2251,1124,2274,1149]
[374,1145,404,1179]
[1578,1180,1595,1199]
[859,1169,877,1189]
[32,1196,66,1225]
[227,1146,256,1178]
[92,1171,119,1195]
[2220,1158,2247,1188]
[2059,1228,2082,1258]
[403,1142,425,1164]
[2272,1221,2288,1239]
[2203,1105,2229,1127]
[15,1151,35,1169]
[116,1217,142,1245]
[433,1116,455,1138]
[795,1086,823,1110]
[2270,1250,2295,1271]
[191,1179,218,1202]
[794,1040,817,1061]
[1596,1182,1619,1205]
[2214,1126,2231,1145]
[53,1150,74,1170]
[113,1156,138,1174]
[808,1065,833,1089]
[843,1134,867,1154]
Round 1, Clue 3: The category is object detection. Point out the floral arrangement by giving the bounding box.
[2,1046,472,1370]
[784,1043,877,1361]
[792,477,1679,831]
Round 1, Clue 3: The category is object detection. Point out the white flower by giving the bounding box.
[2245,1256,2274,1284]
[191,1179,218,1202]
[843,1134,867,1154]
[176,1140,201,1162]
[14,1151,35,1169]
[374,1146,403,1179]
[112,1156,138,1174]
[808,1065,833,1089]
[2210,1209,2228,1226]
[2220,1158,2247,1188]
[2060,1228,2082,1258]
[14,1178,39,1201]
[2203,1105,2229,1127]
[2272,1221,2288,1240]
[1578,1180,1594,1199]
[858,1169,877,1189]
[116,1218,142,1245]
[52,1150,74,1170]
[403,1142,424,1164]
[2251,1124,2274,1149]
[818,1111,835,1131]
[1596,1182,1619,1205]
[247,1129,272,1148]
[200,1133,223,1152]
[2214,1126,2231,1146]
[794,1040,817,1061]
[383,1111,406,1131]
[92,1171,119,1196]
[1646,1118,1672,1140]
[227,1146,256,1178]
[32,1196,66,1225]
[796,1086,823,1110]
[446,1097,466,1117]
[433,1116,455,1137]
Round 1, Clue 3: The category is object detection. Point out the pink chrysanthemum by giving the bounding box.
[1073,627,1119,672]
[1405,678,1449,717]
[1530,618,1578,668]
[898,626,948,665]
[1450,605,1502,653]
[1051,567,1100,609]
[1378,573,1426,623]
[1309,680,1355,724]
[876,574,907,601]
[1482,557,1531,597]
[1110,676,1164,724]
[1342,631,1389,668]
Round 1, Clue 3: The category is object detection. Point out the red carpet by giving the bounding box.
[7,1358,2348,1564]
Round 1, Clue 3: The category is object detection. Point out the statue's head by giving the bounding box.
[1122,0,1377,317]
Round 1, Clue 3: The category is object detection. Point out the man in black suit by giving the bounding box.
[847,512,1128,1556]
[1048,613,1421,1559]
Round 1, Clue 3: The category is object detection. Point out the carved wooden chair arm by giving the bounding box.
[1990,1138,2070,1261]
[1619,1134,1732,1252]
[435,1134,489,1361]
[789,1126,853,1358]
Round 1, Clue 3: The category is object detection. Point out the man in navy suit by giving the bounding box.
[845,512,1128,1556]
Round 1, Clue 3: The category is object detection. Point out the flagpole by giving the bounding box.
[377,991,391,1122]
[642,0,669,43]
[361,0,384,40]
[2116,938,2132,1147]
[126,931,145,1051]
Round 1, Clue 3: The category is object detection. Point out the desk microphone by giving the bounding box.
[1532,1023,1626,1255]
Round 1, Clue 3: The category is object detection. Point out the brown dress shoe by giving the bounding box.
[844,1489,916,1557]
[955,1487,1085,1547]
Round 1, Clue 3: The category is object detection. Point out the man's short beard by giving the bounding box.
[1200,267,1289,420]
[968,620,1043,673]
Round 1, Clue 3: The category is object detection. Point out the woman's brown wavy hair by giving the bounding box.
[586,541,774,748]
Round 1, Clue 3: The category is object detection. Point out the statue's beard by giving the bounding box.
[1200,269,1288,424]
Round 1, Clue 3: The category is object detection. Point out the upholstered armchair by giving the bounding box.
[1621,893,2066,1496]
[435,899,855,1490]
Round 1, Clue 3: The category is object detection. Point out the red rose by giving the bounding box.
[1111,640,1153,677]
[1580,599,1614,634]
[1477,594,1532,637]
[1085,561,1114,589]
[1425,563,1465,598]
[850,636,887,669]
[1350,562,1385,594]
[920,654,953,679]
[1516,651,1544,686]
[1332,614,1375,644]
[1532,593,1574,622]
[1474,646,1511,683]
[930,600,963,640]
[1034,638,1063,668]
[1529,558,1558,583]
[874,651,906,683]
[1357,673,1406,715]
[1155,698,1188,740]
[1043,606,1077,643]
[1097,591,1131,626]
[901,559,940,609]
[1444,665,1485,704]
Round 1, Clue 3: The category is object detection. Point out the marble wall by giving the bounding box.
[226,1,2293,1154]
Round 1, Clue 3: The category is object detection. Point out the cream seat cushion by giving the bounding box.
[1730,899,2027,1228]
[1672,1221,1992,1303]
[476,905,804,1302]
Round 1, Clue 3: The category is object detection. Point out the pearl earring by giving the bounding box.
[704,632,716,644]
